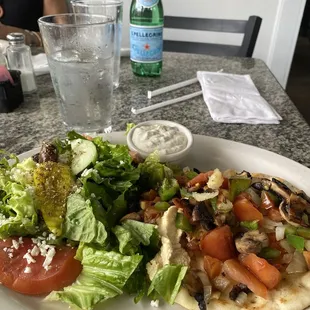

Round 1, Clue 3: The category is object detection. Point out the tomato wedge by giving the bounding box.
[239,253,282,289]
[303,251,310,270]
[223,259,268,299]
[233,195,263,222]
[0,237,82,295]
[187,171,213,187]
[200,225,236,261]
[203,255,223,280]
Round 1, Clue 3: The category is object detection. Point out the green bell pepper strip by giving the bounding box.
[175,213,193,232]
[286,234,305,252]
[240,220,259,231]
[266,191,281,207]
[297,227,310,239]
[229,177,251,201]
[159,178,180,201]
[154,202,170,211]
[285,226,297,237]
[185,171,198,180]
[209,197,217,211]
[259,247,281,259]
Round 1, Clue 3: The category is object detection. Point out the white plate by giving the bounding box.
[2,132,310,310]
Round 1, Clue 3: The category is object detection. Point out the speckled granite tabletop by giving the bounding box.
[1,52,310,167]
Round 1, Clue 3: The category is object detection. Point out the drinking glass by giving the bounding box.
[71,0,123,89]
[38,14,115,133]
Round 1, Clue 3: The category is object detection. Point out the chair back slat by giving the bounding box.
[163,15,262,57]
[164,41,240,57]
[164,16,248,33]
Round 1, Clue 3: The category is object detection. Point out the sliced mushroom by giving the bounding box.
[235,230,269,254]
[252,178,291,201]
[120,212,142,222]
[192,202,216,231]
[194,293,206,310]
[229,283,250,301]
[183,270,204,297]
[237,171,252,178]
[279,193,310,227]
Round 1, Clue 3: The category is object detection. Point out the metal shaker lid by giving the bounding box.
[6,33,25,44]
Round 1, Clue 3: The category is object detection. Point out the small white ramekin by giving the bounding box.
[126,120,193,163]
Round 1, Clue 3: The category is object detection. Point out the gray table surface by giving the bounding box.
[2,52,310,168]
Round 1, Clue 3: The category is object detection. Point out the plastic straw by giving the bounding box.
[147,77,198,99]
[131,90,202,115]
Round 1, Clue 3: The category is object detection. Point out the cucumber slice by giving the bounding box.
[71,139,98,175]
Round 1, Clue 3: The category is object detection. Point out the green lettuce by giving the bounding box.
[148,265,188,305]
[0,178,37,238]
[113,219,159,255]
[80,138,140,227]
[126,123,136,134]
[47,244,143,310]
[63,193,107,244]
[10,157,36,186]
[139,152,173,189]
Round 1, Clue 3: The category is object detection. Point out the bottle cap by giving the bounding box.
[6,33,25,45]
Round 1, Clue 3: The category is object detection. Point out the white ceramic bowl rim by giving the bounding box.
[126,120,193,161]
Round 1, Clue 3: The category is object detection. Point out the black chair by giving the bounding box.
[163,15,262,57]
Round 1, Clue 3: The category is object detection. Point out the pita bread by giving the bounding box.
[175,171,310,310]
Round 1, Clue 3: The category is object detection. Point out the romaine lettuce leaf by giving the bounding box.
[148,265,188,305]
[63,193,107,244]
[113,219,159,255]
[10,157,36,186]
[0,177,37,238]
[80,137,140,228]
[126,123,136,134]
[139,152,173,189]
[47,244,143,310]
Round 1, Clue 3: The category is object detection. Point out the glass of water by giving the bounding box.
[38,14,115,133]
[71,0,123,89]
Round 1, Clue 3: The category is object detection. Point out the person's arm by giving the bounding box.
[0,0,68,47]
[43,0,68,16]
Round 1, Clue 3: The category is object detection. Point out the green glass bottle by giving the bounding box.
[130,0,164,76]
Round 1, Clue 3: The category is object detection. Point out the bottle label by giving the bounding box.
[137,0,159,8]
[130,25,163,63]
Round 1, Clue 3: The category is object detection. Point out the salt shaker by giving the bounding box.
[6,33,37,94]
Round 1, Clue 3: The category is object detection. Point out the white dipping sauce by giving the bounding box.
[132,124,188,155]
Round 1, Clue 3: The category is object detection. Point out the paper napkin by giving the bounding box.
[197,71,282,124]
[32,53,49,76]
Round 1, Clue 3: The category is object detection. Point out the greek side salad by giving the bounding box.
[2,131,310,310]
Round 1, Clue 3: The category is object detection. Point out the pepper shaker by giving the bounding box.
[6,33,37,94]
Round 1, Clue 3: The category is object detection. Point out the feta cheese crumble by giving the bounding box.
[24,266,32,274]
[151,300,159,308]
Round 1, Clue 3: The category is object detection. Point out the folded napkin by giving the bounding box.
[32,53,49,76]
[197,71,282,124]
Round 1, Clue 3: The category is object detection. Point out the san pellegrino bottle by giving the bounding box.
[130,0,164,76]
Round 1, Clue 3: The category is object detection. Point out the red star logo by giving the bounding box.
[144,43,150,50]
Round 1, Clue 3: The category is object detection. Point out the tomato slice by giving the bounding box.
[0,237,82,295]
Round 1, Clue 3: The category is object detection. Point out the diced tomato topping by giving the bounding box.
[223,259,268,299]
[203,255,223,280]
[239,253,282,289]
[303,251,310,270]
[187,171,213,187]
[233,195,263,222]
[200,225,236,261]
